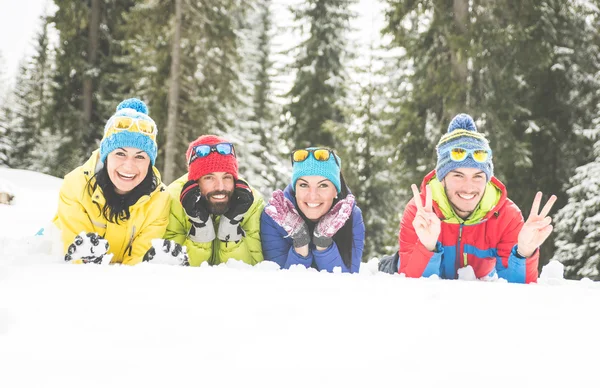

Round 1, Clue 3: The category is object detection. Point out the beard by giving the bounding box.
[206,190,234,215]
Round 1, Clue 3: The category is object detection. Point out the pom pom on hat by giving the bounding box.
[116,98,149,115]
[187,135,239,181]
[99,98,158,165]
[435,113,494,182]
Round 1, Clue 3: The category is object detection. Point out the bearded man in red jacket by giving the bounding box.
[397,113,556,283]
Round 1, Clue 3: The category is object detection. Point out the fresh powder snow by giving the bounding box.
[1,166,599,388]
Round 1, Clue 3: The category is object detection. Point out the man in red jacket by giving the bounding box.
[397,113,556,283]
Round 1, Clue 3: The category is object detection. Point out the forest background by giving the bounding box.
[1,0,600,280]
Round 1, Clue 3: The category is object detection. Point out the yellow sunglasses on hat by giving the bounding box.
[105,116,157,142]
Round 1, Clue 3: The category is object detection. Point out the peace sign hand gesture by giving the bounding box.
[517,192,557,258]
[411,184,441,252]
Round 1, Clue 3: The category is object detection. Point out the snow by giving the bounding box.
[2,169,600,388]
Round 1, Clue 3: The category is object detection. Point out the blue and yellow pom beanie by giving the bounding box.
[99,98,158,165]
[291,148,342,193]
[436,113,494,182]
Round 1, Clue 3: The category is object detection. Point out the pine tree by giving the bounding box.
[335,29,406,260]
[0,52,10,166]
[283,0,356,149]
[235,0,289,195]
[123,0,273,185]
[3,17,53,172]
[48,0,138,177]
[553,128,600,280]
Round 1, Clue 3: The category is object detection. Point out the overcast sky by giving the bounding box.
[0,0,50,80]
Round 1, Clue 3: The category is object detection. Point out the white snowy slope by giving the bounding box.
[1,167,600,388]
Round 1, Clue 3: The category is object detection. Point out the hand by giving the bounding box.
[410,184,441,252]
[180,180,215,243]
[143,239,190,266]
[217,179,254,243]
[313,194,355,248]
[65,232,113,265]
[224,179,254,220]
[265,190,310,248]
[180,180,209,222]
[517,192,557,257]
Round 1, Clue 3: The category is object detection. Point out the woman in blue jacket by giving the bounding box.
[260,148,365,273]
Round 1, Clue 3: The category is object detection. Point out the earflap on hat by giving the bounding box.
[187,134,238,181]
[435,114,494,182]
[99,98,158,165]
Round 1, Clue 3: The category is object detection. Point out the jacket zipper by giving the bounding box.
[456,224,464,278]
[125,226,136,257]
[209,215,218,266]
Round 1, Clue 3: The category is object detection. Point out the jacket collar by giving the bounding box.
[420,170,508,224]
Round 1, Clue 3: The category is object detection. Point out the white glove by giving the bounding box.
[64,232,113,265]
[143,239,190,266]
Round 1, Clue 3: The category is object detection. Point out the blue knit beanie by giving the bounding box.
[291,148,342,193]
[99,98,158,165]
[436,113,494,182]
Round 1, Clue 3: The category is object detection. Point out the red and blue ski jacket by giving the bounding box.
[398,170,539,283]
[260,185,365,273]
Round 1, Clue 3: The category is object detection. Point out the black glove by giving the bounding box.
[64,232,112,264]
[218,179,254,243]
[224,179,254,220]
[180,180,209,221]
[143,239,190,266]
[180,179,215,243]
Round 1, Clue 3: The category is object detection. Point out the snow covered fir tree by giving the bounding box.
[1,0,600,268]
[553,130,600,280]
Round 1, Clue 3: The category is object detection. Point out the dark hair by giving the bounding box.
[331,172,354,269]
[294,171,355,269]
[88,162,156,224]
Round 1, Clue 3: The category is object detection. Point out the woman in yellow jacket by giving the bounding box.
[54,98,181,265]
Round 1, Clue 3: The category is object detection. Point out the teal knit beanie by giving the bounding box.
[291,148,342,193]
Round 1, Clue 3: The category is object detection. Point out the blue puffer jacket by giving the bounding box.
[260,184,365,273]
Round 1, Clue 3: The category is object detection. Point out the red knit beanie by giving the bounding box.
[186,135,238,181]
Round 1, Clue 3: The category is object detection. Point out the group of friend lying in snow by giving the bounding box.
[53,98,556,284]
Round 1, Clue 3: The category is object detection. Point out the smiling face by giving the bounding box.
[294,176,338,221]
[442,167,487,219]
[106,147,151,195]
[197,172,235,215]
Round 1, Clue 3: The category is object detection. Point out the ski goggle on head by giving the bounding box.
[290,148,340,166]
[448,147,491,163]
[105,116,157,142]
[188,143,236,165]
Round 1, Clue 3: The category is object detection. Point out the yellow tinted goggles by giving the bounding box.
[291,148,339,166]
[105,116,157,142]
[449,147,491,163]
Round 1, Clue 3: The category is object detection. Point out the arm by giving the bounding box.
[313,206,365,273]
[398,199,443,277]
[54,178,95,254]
[123,191,171,265]
[164,194,214,266]
[494,202,539,284]
[260,210,314,269]
[218,190,265,265]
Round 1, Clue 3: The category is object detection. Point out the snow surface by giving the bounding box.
[1,167,600,388]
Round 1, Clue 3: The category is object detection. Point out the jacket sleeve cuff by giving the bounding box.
[284,248,313,269]
[421,241,443,277]
[512,245,537,259]
[313,244,348,273]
